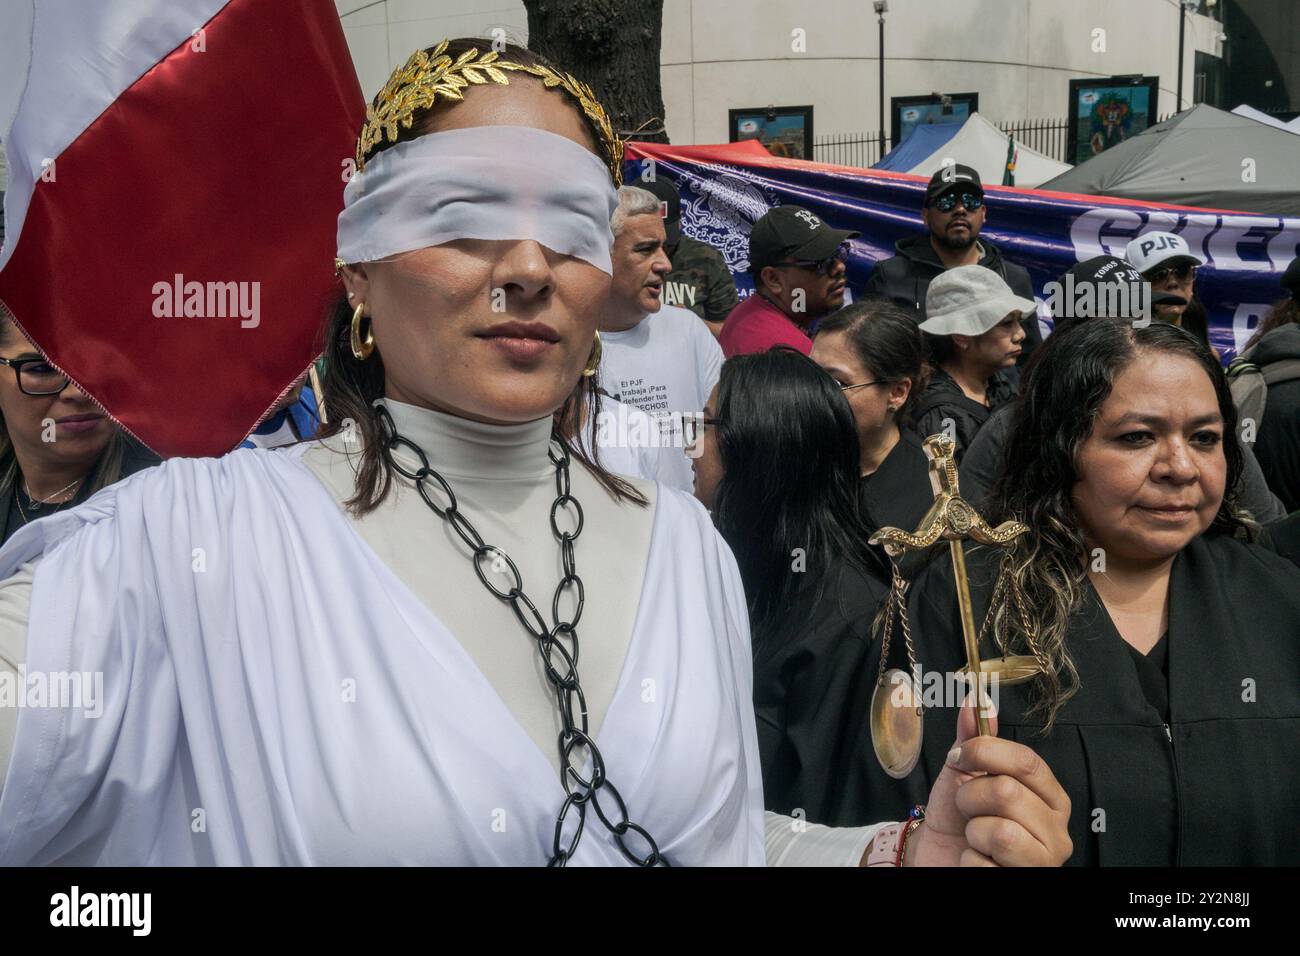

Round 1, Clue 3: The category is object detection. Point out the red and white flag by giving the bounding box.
[0,0,364,456]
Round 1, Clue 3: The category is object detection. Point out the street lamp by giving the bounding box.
[874,1,888,158]
[1176,0,1199,111]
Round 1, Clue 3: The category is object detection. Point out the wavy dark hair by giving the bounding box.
[315,38,644,514]
[814,298,932,425]
[711,347,887,646]
[985,319,1255,729]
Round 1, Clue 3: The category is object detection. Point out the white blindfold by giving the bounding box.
[336,125,618,275]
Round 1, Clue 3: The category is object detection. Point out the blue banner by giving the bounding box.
[626,145,1300,361]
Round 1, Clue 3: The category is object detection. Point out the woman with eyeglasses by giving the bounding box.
[913,265,1030,462]
[0,310,159,545]
[811,299,934,541]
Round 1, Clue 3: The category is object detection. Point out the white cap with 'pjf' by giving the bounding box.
[1125,231,1206,275]
[920,265,1036,336]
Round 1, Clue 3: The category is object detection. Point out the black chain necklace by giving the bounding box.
[375,403,669,867]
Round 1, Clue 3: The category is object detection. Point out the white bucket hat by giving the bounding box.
[920,265,1036,336]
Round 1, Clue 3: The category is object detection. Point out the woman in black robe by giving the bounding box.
[689,347,892,824]
[877,319,1300,865]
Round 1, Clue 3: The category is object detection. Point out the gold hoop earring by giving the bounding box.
[582,330,602,377]
[350,303,375,361]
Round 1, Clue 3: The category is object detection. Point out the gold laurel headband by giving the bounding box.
[356,39,624,186]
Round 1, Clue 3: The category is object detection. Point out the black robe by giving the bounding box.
[860,428,934,540]
[752,561,894,824]
[854,533,1300,865]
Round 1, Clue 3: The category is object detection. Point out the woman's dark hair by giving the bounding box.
[815,298,932,424]
[315,38,645,514]
[711,347,887,646]
[984,319,1254,729]
[1244,295,1300,352]
[1179,295,1213,350]
[922,330,959,366]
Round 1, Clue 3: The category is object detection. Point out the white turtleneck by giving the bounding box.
[299,399,656,773]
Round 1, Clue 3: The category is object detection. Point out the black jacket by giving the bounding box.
[863,233,1043,360]
[1250,323,1300,512]
[911,368,1016,464]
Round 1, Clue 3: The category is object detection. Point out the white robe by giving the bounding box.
[0,445,764,865]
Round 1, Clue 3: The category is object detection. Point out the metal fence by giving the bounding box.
[995,118,1070,163]
[814,113,1180,169]
[813,132,888,168]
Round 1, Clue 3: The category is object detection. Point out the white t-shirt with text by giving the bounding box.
[597,304,724,493]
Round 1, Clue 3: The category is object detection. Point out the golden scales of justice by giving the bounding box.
[867,434,1049,778]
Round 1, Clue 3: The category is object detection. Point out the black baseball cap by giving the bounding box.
[749,205,859,275]
[1064,256,1185,306]
[639,176,682,246]
[925,163,984,205]
[1053,255,1186,326]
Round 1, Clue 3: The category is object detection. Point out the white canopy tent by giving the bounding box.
[901,112,1072,189]
[1230,104,1300,134]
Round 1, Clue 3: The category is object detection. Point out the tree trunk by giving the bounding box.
[523,0,669,144]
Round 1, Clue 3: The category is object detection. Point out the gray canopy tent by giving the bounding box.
[1040,104,1300,215]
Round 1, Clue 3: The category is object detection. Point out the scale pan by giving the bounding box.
[870,668,923,779]
[956,655,1044,687]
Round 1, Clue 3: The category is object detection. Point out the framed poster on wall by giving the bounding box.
[891,92,978,149]
[1067,76,1159,164]
[729,105,814,160]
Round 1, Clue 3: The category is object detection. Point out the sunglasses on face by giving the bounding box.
[931,191,984,213]
[1144,263,1197,284]
[773,241,850,277]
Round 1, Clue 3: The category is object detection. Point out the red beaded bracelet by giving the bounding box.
[894,805,926,867]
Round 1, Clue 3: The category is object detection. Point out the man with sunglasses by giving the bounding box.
[719,205,859,358]
[863,164,1041,363]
